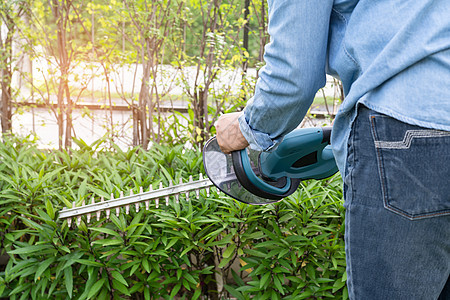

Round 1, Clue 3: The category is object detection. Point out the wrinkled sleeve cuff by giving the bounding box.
[238,113,282,152]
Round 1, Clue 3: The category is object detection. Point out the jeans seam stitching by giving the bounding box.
[345,106,359,300]
[374,130,450,149]
[370,114,450,220]
[370,115,391,214]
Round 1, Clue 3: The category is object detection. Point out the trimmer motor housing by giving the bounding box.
[203,127,338,204]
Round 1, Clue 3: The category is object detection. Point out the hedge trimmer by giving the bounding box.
[59,127,338,226]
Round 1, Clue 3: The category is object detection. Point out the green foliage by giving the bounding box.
[223,178,348,300]
[0,135,347,299]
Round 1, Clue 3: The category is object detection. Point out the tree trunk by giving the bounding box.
[0,19,14,133]
[52,0,72,149]
[0,68,12,133]
[259,0,266,63]
[257,0,267,79]
[103,67,114,146]
[243,0,250,73]
[64,82,72,148]
[138,51,151,148]
[240,0,250,102]
[56,77,65,149]
[191,0,220,147]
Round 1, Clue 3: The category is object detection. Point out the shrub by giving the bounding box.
[0,135,347,299]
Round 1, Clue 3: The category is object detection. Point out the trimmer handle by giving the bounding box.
[322,127,332,144]
[259,127,338,180]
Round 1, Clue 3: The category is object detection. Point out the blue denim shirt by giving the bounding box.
[238,0,450,174]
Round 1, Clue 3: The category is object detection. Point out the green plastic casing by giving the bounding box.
[259,127,337,181]
[236,127,338,197]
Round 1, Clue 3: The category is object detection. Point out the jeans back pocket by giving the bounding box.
[370,114,450,220]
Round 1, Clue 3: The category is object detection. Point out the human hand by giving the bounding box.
[215,112,249,154]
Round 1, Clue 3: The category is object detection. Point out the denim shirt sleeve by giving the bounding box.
[239,0,334,151]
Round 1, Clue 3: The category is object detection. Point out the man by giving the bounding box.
[215,0,450,299]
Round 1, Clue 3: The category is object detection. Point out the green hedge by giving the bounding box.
[0,135,347,299]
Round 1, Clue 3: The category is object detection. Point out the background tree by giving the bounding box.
[21,0,93,149]
[0,0,25,133]
[172,0,252,147]
[251,0,268,72]
[120,0,183,148]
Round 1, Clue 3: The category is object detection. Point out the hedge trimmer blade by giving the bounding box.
[58,174,214,227]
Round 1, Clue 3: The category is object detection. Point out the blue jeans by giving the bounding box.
[344,105,450,299]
